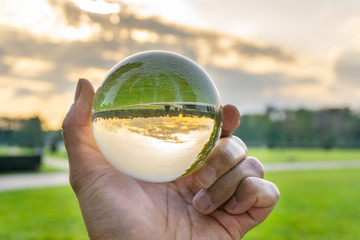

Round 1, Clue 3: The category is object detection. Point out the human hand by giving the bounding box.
[62,78,279,240]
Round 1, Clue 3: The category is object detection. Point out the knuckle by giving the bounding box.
[220,177,235,195]
[69,167,93,196]
[241,177,258,196]
[245,157,265,178]
[230,136,248,155]
[61,118,69,134]
[242,178,280,208]
[212,138,235,166]
[61,103,76,131]
[268,181,280,204]
[69,172,81,194]
[61,104,78,147]
[215,137,247,165]
[208,176,237,204]
[68,164,88,195]
[217,148,234,167]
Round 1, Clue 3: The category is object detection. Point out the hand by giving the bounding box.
[62,78,279,240]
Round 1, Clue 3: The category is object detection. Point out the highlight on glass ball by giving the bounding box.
[92,50,222,182]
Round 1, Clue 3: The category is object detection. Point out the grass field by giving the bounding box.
[0,146,34,156]
[0,186,87,239]
[93,52,220,113]
[245,169,360,240]
[1,168,360,239]
[248,147,360,163]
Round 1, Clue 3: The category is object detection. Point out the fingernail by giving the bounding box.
[225,196,236,212]
[196,165,216,188]
[193,190,212,212]
[74,79,83,102]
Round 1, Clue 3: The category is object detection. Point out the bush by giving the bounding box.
[0,155,41,172]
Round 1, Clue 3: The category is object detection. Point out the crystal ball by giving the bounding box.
[92,50,222,182]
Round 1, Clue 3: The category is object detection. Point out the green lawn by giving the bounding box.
[248,147,360,163]
[245,169,360,240]
[40,164,64,173]
[0,146,34,156]
[0,186,87,240]
[1,169,359,239]
[93,52,220,112]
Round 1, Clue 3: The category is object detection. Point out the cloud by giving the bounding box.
[3,0,355,128]
[334,49,360,85]
[0,26,115,95]
[0,0,299,96]
[234,42,294,62]
[2,56,55,78]
[61,0,84,27]
[15,88,35,96]
[205,65,320,112]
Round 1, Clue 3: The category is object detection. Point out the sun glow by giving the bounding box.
[0,0,103,42]
[71,0,120,14]
[3,56,55,78]
[131,29,159,43]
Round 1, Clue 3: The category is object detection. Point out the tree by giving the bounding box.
[0,116,44,147]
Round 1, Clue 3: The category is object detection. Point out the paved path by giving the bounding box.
[0,157,69,192]
[1,158,360,192]
[0,172,69,192]
[264,159,360,172]
[43,157,69,170]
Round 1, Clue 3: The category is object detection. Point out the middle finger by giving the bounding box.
[193,156,265,215]
[193,136,247,189]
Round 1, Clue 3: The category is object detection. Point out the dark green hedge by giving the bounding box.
[0,155,41,172]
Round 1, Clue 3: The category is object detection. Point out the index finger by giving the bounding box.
[221,104,241,137]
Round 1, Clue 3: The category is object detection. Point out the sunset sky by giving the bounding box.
[1,0,360,129]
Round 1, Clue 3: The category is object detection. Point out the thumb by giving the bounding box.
[62,78,100,165]
[71,78,95,127]
[62,78,94,142]
[62,78,112,191]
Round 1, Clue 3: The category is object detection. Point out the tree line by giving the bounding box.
[0,117,44,148]
[1,107,359,150]
[93,105,217,121]
[233,107,360,148]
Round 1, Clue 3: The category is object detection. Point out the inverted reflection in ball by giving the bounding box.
[92,51,222,182]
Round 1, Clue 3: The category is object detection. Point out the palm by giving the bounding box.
[143,177,243,239]
[91,164,243,239]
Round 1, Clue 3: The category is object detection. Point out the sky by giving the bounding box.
[0,0,360,129]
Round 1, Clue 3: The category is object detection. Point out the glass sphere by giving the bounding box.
[92,50,222,182]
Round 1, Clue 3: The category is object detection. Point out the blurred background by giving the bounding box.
[0,0,359,239]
